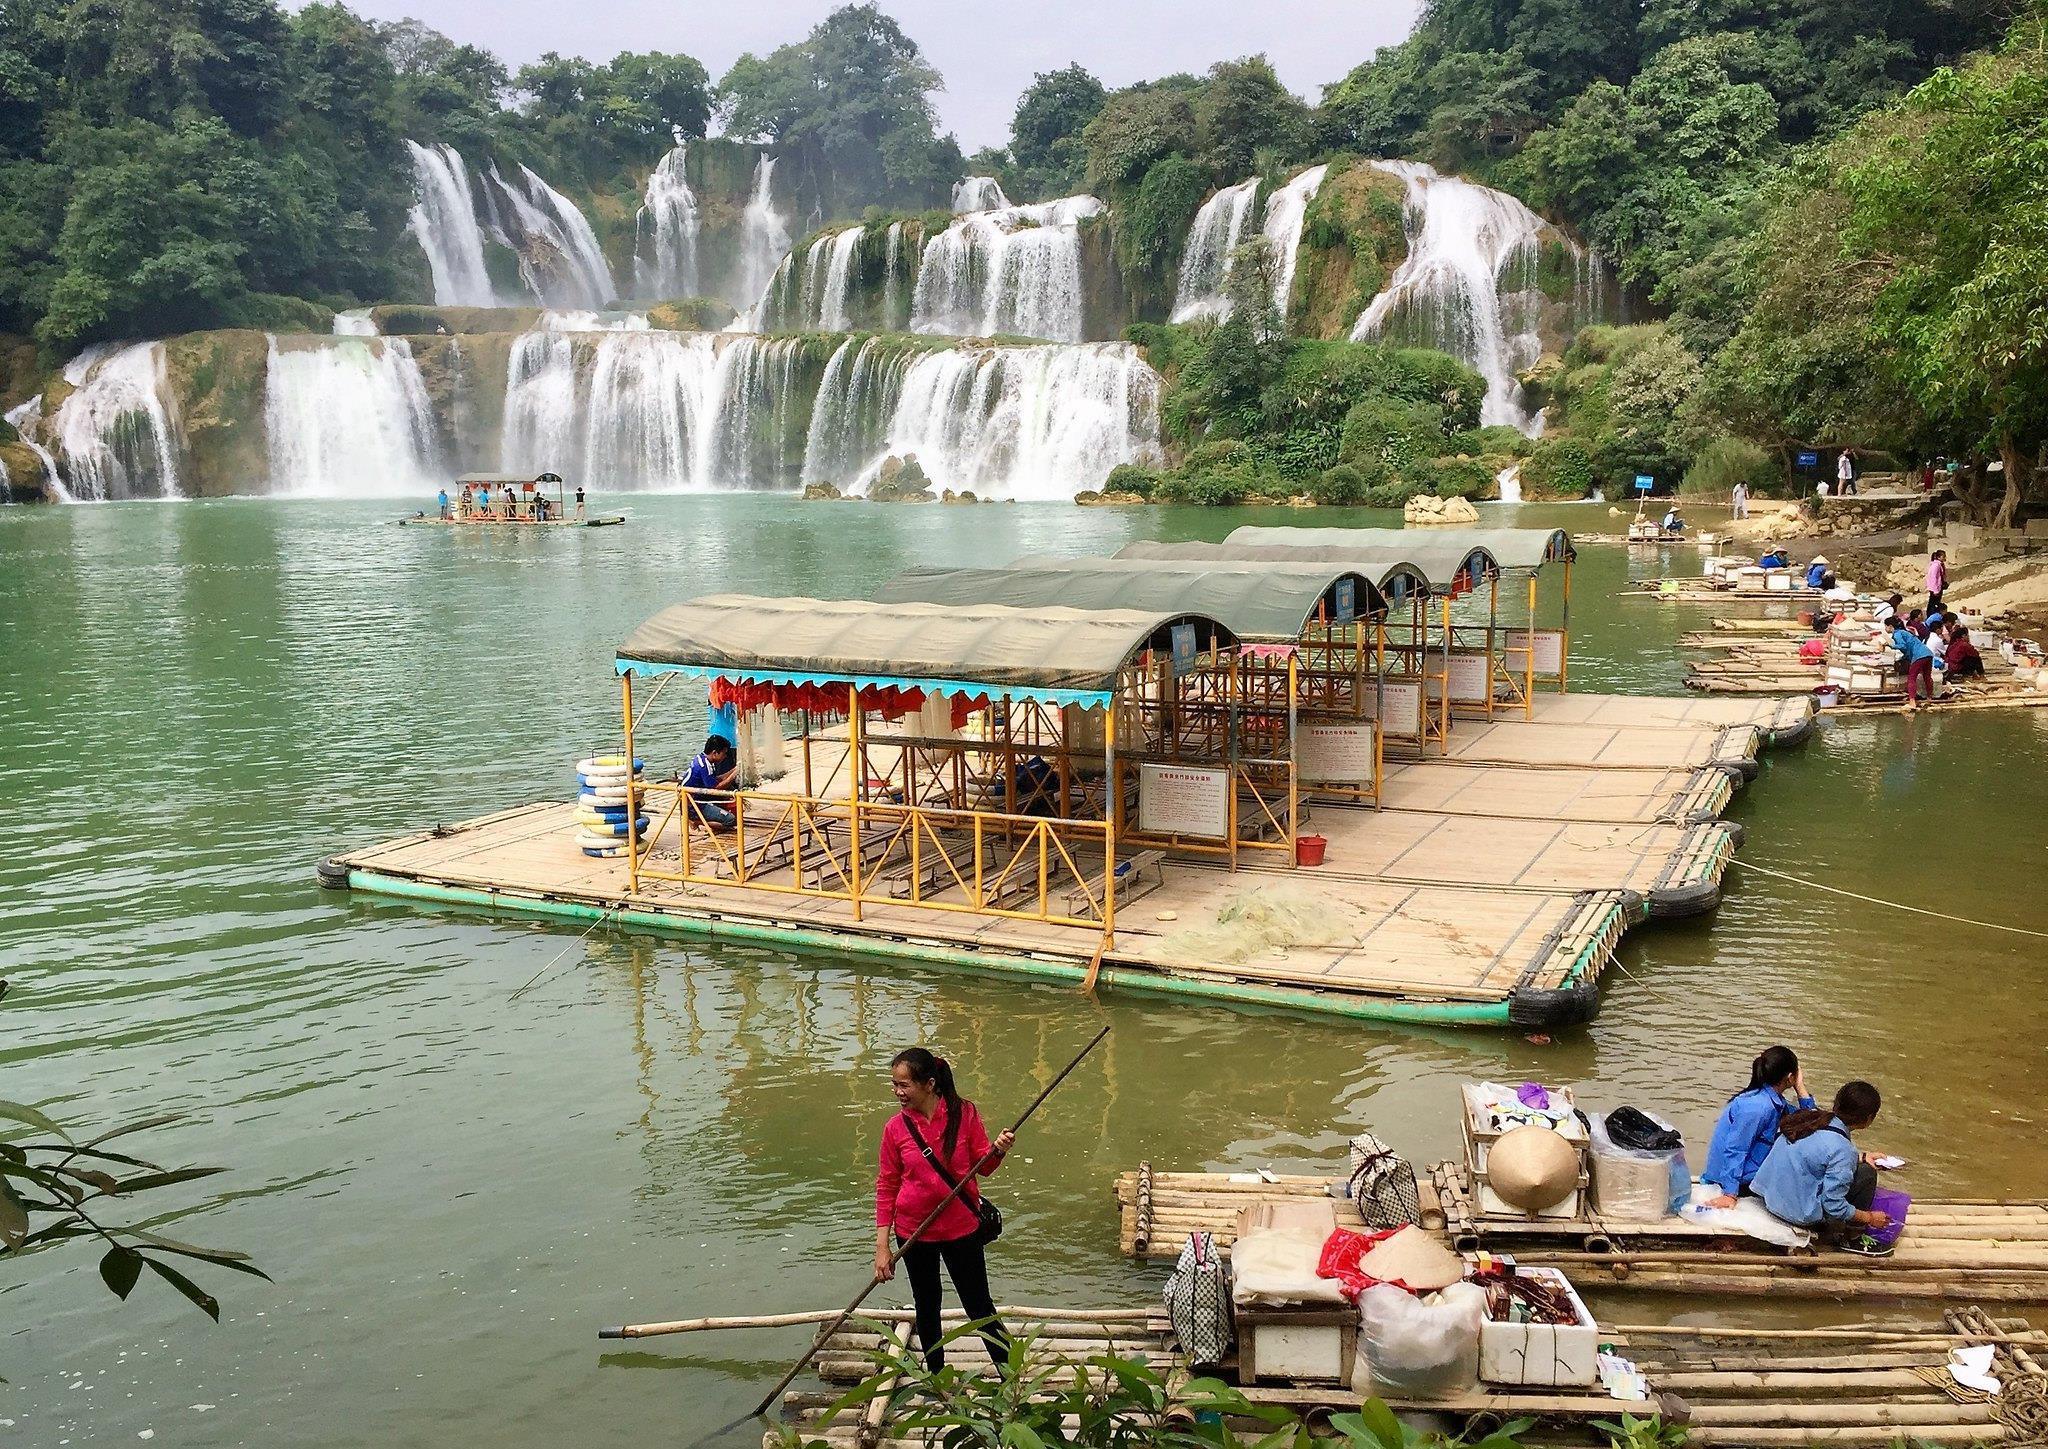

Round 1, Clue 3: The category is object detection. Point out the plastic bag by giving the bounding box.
[1603,1105,1682,1153]
[1354,1282,1484,1399]
[1588,1109,1689,1218]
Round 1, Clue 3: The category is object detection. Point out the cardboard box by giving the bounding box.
[1479,1268,1599,1387]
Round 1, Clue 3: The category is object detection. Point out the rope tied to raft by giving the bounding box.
[1731,860,2048,940]
[1913,1353,2048,1443]
[507,901,625,1000]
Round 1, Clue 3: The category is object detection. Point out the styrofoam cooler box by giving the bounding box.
[1734,567,1769,593]
[1766,570,1794,591]
[1479,1268,1599,1387]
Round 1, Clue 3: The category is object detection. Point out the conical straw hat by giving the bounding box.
[1357,1224,1466,1291]
[1488,1125,1579,1213]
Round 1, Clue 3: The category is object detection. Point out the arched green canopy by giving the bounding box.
[1226,525,1575,574]
[1113,539,1438,600]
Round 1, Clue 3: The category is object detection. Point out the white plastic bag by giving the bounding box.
[1354,1282,1484,1399]
[1587,1110,1688,1218]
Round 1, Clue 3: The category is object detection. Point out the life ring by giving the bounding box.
[579,842,625,857]
[577,770,642,791]
[575,831,636,851]
[578,787,637,805]
[575,755,643,781]
[574,814,650,836]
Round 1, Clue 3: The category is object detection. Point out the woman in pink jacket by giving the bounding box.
[874,1047,1014,1369]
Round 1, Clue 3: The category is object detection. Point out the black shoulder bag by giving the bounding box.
[901,1114,1003,1245]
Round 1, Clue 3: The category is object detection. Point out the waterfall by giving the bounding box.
[818,228,863,332]
[1349,160,1555,434]
[265,336,440,497]
[880,222,905,331]
[478,163,616,310]
[704,336,808,488]
[36,342,183,500]
[4,397,68,502]
[910,196,1103,342]
[953,176,1010,212]
[405,140,497,308]
[500,330,583,478]
[734,155,793,316]
[636,142,700,300]
[333,309,378,336]
[540,310,651,332]
[800,339,1160,501]
[1260,164,1327,320]
[1170,179,1261,323]
[1495,463,1523,504]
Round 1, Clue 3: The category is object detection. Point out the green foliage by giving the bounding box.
[1102,463,1159,498]
[1,1102,268,1322]
[1117,156,1210,318]
[1453,424,1535,457]
[717,5,961,216]
[1682,436,1777,497]
[1009,64,1106,197]
[1341,396,1448,473]
[1083,86,1199,194]
[1522,435,1596,498]
[501,50,711,184]
[1194,57,1313,179]
[1308,460,1378,504]
[1593,1411,1688,1449]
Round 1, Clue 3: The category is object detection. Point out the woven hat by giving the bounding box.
[1488,1125,1579,1213]
[1357,1224,1466,1291]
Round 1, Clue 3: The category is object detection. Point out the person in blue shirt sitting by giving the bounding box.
[1752,1082,1890,1239]
[1804,556,1833,590]
[1702,1046,1815,1207]
[1759,546,1790,569]
[682,734,739,831]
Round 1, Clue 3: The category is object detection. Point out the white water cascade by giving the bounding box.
[1260,164,1327,320]
[952,176,1010,213]
[910,195,1103,342]
[265,337,440,496]
[636,142,700,300]
[801,337,1161,501]
[734,156,793,316]
[753,228,867,332]
[36,343,183,500]
[481,163,616,310]
[1495,463,1523,504]
[333,309,378,336]
[405,140,497,308]
[1349,160,1557,433]
[1170,179,1261,322]
[5,397,69,502]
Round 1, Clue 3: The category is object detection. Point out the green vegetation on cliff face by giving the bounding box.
[1287,160,1410,340]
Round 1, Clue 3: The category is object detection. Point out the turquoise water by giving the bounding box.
[2,497,2045,1447]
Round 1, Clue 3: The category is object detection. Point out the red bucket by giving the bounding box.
[1296,834,1328,867]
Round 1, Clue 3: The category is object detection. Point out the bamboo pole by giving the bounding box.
[847,684,863,921]
[622,671,640,892]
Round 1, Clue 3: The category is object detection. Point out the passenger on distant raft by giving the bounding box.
[681,734,739,830]
[1752,1082,1891,1238]
[1662,506,1685,535]
[1703,1045,1815,1207]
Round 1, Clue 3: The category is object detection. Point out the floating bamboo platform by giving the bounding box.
[1391,718,1762,778]
[397,513,626,527]
[761,1303,2048,1448]
[326,800,1629,1028]
[1519,691,1814,747]
[1115,1164,2048,1305]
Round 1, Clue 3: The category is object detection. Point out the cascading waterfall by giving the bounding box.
[480,163,616,310]
[265,336,440,496]
[636,142,700,300]
[539,310,651,332]
[734,156,792,316]
[817,228,864,332]
[37,342,183,500]
[405,140,497,308]
[1349,160,1558,433]
[1170,179,1261,322]
[910,196,1102,342]
[753,228,864,332]
[703,336,809,488]
[952,177,1009,213]
[880,222,905,331]
[333,309,378,336]
[1259,164,1327,319]
[5,397,67,502]
[800,338,1160,501]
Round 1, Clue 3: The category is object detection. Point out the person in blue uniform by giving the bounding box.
[1753,1082,1890,1237]
[1702,1046,1815,1206]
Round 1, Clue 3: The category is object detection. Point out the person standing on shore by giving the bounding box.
[1731,480,1750,520]
[1926,550,1948,613]
[874,1048,1014,1371]
[1837,448,1857,496]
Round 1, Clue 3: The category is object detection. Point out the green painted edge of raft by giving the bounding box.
[341,868,1528,1027]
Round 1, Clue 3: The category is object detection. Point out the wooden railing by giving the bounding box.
[627,782,1117,933]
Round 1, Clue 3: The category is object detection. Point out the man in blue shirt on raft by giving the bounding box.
[682,734,739,831]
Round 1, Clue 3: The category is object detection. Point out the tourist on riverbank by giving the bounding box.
[875,1048,1014,1371]
[1837,448,1858,496]
[682,735,739,830]
[1874,593,1903,626]
[1753,1082,1889,1238]
[1703,1047,1814,1206]
[1927,550,1949,612]
[1731,481,1750,519]
[1945,625,1986,680]
[1892,617,1936,710]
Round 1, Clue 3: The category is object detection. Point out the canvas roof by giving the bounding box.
[1226,525,1575,574]
[615,594,1236,706]
[879,562,1385,639]
[1113,540,1435,598]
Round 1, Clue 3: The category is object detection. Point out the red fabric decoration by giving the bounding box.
[1315,1226,1406,1301]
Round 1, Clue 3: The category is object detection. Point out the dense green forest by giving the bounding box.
[3,0,2045,516]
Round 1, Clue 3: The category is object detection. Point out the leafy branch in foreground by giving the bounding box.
[772,1320,1537,1449]
[0,1100,269,1321]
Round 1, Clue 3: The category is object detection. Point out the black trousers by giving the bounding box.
[1848,1160,1878,1212]
[897,1234,1009,1370]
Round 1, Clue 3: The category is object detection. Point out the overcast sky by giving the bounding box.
[329,0,1422,152]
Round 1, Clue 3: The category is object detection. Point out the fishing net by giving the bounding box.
[1160,883,1367,965]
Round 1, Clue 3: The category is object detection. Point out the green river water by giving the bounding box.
[3,496,2046,1447]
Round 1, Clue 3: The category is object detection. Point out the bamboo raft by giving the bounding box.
[396,512,626,527]
[1115,1165,2048,1304]
[1518,691,1815,747]
[760,1304,2048,1447]
[1389,720,1762,778]
[1377,761,1737,826]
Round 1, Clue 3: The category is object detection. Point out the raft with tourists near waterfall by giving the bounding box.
[319,526,1820,1030]
[397,473,626,528]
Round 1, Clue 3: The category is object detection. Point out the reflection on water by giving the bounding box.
[1,498,2045,1446]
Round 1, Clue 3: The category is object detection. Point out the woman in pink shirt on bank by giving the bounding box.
[874,1047,1015,1369]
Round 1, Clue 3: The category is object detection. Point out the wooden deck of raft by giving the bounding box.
[1116,1166,2048,1304]
[1678,620,2048,710]
[765,1304,2048,1447]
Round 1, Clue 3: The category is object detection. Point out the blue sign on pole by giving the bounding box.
[1333,578,1357,625]
[1633,474,1655,493]
[1796,450,1819,468]
[1170,622,1198,678]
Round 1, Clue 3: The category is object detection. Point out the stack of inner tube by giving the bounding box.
[574,755,648,857]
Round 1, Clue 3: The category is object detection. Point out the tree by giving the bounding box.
[1081,86,1198,193]
[1195,56,1312,179]
[1010,63,1105,195]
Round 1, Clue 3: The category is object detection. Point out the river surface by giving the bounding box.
[3,497,2046,1447]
